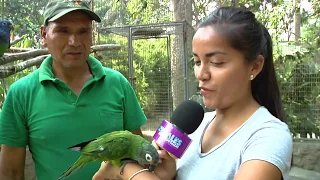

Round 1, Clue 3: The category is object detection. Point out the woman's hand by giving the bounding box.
[152,140,177,180]
[92,140,177,180]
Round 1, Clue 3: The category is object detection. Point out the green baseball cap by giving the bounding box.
[43,0,101,25]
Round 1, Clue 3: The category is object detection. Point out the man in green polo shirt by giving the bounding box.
[0,1,147,180]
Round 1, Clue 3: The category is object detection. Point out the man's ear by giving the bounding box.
[40,25,47,47]
[250,55,264,80]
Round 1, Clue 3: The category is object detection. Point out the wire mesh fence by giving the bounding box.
[97,21,196,134]
[276,44,320,139]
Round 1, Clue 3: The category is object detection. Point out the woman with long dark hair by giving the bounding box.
[93,7,293,180]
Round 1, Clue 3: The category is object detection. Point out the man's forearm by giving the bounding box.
[0,172,25,180]
[131,128,144,137]
[0,145,27,180]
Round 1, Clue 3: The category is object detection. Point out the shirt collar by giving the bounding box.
[39,55,106,83]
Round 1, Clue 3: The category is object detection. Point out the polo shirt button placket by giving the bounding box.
[67,91,76,106]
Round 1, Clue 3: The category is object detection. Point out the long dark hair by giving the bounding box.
[198,7,286,122]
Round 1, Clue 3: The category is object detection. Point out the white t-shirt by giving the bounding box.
[176,106,293,180]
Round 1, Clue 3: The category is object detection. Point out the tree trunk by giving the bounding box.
[91,0,96,45]
[173,0,193,23]
[171,0,193,109]
[294,0,301,45]
[1,0,4,20]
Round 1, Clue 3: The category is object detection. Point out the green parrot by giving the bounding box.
[58,130,159,180]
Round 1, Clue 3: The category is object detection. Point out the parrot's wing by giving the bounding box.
[80,136,131,160]
[68,138,95,151]
[68,131,132,152]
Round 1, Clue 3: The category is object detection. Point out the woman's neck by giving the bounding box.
[214,96,261,130]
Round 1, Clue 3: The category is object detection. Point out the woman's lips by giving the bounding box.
[200,87,212,95]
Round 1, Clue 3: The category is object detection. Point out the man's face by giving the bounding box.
[41,11,93,69]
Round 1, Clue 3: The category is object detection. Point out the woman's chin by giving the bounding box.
[203,101,216,109]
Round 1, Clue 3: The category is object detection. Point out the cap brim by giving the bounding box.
[48,8,101,23]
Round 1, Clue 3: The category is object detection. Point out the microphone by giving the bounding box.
[153,100,205,159]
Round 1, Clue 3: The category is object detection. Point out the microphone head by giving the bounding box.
[170,100,205,134]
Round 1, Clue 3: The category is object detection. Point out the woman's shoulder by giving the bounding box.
[252,106,289,130]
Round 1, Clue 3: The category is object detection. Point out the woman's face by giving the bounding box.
[192,26,254,110]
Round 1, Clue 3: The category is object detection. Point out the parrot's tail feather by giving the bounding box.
[69,147,81,151]
[58,155,93,180]
[68,138,96,151]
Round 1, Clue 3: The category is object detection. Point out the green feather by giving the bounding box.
[58,130,159,179]
[58,155,95,180]
[0,43,9,56]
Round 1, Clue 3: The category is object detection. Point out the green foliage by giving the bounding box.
[97,32,171,118]
[95,0,172,26]
[4,0,45,47]
[275,44,320,136]
[253,1,320,136]
[0,0,45,108]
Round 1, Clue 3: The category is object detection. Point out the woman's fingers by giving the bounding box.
[152,139,177,163]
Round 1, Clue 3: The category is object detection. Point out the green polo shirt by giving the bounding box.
[0,55,147,180]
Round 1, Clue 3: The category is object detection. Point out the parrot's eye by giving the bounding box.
[99,146,104,151]
[2,22,6,26]
[145,153,152,162]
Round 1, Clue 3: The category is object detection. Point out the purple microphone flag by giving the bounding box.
[153,120,192,159]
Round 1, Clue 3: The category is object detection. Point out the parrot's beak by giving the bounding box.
[148,164,157,172]
[148,154,160,171]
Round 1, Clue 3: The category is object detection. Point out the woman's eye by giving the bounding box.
[211,62,224,66]
[193,61,200,65]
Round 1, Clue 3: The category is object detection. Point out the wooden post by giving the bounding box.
[1,0,5,20]
[293,0,301,45]
[91,0,96,45]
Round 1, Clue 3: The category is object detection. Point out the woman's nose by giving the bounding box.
[195,64,210,81]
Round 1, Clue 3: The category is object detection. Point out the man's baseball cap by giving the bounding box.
[43,0,101,25]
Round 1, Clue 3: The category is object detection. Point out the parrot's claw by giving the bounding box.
[120,159,138,175]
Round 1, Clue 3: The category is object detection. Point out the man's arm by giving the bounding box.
[131,128,144,137]
[0,145,26,180]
